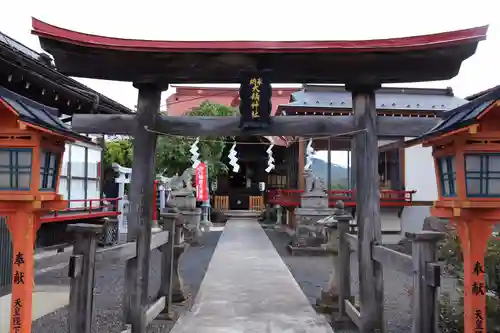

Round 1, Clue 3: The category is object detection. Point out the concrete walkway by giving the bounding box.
[170,219,334,333]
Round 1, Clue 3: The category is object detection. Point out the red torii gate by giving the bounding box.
[31,18,487,333]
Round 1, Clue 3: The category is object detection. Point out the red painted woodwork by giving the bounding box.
[40,197,120,223]
[167,86,294,146]
[412,88,500,333]
[32,18,487,54]
[267,189,415,207]
[167,86,296,116]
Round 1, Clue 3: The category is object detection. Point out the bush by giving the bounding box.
[258,206,278,222]
[210,210,228,223]
[438,231,500,332]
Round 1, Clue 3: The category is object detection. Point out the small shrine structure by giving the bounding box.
[169,84,468,243]
[406,85,500,333]
[0,86,88,333]
[0,29,133,291]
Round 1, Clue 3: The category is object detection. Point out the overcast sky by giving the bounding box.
[1,0,497,166]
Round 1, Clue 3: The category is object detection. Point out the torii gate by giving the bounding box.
[32,18,487,333]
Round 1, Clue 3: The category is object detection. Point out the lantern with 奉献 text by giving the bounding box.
[406,85,500,333]
[0,86,85,333]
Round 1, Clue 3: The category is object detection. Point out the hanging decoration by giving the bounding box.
[190,137,201,168]
[304,138,315,170]
[265,144,275,173]
[228,142,240,173]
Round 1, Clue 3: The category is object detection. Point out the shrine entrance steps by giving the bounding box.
[224,210,261,219]
[169,218,334,333]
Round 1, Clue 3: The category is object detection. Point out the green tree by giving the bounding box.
[156,101,237,181]
[102,102,237,181]
[103,138,133,169]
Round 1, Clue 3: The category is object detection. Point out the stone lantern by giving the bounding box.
[407,86,500,333]
[0,87,83,333]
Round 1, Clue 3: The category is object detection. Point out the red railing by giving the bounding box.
[267,189,416,208]
[40,197,121,223]
[267,189,303,207]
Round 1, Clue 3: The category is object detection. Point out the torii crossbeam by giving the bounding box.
[71,114,440,137]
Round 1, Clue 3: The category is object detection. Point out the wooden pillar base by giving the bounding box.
[316,291,341,313]
[455,218,492,333]
[6,211,38,333]
[171,245,187,303]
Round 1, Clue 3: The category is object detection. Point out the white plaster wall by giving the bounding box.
[380,208,401,233]
[58,143,103,209]
[401,206,432,235]
[87,148,101,200]
[404,138,438,201]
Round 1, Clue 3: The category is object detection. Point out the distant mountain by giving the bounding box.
[311,157,349,189]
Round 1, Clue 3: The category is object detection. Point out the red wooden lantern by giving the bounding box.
[408,87,500,333]
[0,87,84,333]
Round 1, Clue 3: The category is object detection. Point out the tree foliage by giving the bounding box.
[102,101,238,181]
[103,138,133,169]
[156,101,238,180]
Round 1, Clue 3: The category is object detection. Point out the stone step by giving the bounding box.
[224,210,261,218]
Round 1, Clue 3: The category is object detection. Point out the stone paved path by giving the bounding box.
[170,219,334,333]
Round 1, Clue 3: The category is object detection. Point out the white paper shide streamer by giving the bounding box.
[228,142,240,173]
[190,137,201,168]
[265,144,275,173]
[304,138,315,170]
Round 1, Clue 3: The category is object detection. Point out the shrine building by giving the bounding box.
[167,84,467,243]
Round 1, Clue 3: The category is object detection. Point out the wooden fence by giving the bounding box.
[213,196,229,211]
[249,196,264,212]
[66,211,183,333]
[334,211,443,333]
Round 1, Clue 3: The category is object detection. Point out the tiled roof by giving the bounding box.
[0,30,133,115]
[416,85,500,140]
[280,85,466,113]
[0,86,87,140]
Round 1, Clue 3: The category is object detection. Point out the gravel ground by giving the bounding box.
[32,227,223,333]
[265,229,460,333]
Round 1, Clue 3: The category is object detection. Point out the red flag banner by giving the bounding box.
[195,163,208,201]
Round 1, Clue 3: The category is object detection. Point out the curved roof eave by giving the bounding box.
[31,18,488,53]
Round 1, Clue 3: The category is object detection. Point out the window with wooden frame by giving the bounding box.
[0,148,32,190]
[438,156,456,197]
[465,154,500,197]
[39,150,60,190]
[267,174,287,188]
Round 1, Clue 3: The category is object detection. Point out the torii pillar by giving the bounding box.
[348,83,384,332]
[123,82,165,332]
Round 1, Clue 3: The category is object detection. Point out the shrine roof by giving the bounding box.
[277,85,467,114]
[166,85,296,116]
[32,18,488,84]
[409,85,500,142]
[0,30,133,115]
[0,86,88,140]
